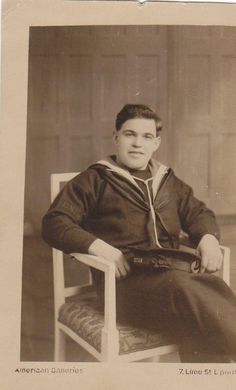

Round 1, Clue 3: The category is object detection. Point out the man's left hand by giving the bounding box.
[197,234,223,273]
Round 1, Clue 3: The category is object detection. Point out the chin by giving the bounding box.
[118,156,148,170]
[126,162,146,170]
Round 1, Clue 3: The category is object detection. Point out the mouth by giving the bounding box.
[128,151,144,155]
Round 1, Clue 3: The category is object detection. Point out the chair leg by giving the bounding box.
[137,355,162,362]
[143,355,162,362]
[139,351,180,362]
[54,327,67,361]
[151,355,162,362]
[158,351,181,362]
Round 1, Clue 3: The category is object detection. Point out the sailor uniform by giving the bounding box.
[42,156,236,362]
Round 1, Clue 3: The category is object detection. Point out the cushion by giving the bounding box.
[58,297,173,355]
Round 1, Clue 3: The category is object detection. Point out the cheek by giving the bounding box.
[118,138,130,150]
[116,142,127,158]
[146,143,156,154]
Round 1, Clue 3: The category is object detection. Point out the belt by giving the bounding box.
[128,247,201,273]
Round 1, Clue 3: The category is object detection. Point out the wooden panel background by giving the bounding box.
[25,26,169,231]
[25,26,236,233]
[171,26,236,216]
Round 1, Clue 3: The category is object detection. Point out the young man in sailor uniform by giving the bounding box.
[42,104,236,362]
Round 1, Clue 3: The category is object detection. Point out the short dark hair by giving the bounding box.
[115,104,162,135]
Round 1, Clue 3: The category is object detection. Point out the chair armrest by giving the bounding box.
[219,245,230,286]
[71,253,116,274]
[70,253,117,335]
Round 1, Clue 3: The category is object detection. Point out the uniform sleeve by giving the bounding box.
[175,176,220,245]
[41,169,103,254]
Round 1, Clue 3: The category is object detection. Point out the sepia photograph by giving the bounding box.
[1,1,236,389]
[22,24,236,363]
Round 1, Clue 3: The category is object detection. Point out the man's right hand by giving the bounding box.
[88,239,130,279]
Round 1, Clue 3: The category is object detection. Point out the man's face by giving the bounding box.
[113,118,161,170]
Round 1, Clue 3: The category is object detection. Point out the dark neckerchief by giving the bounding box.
[127,166,153,201]
[108,156,153,200]
[127,166,152,180]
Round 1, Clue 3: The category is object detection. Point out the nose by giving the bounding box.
[132,135,142,147]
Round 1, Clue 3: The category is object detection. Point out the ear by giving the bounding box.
[153,136,161,152]
[113,130,118,144]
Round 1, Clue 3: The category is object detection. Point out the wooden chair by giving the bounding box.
[51,172,230,362]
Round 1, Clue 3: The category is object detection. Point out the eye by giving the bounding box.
[144,134,154,140]
[124,132,134,137]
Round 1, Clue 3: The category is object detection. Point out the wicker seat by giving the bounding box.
[58,297,174,355]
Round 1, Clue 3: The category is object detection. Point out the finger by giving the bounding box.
[206,263,217,273]
[217,253,223,269]
[114,259,124,279]
[203,257,215,272]
[209,252,223,272]
[117,262,129,278]
[216,256,223,271]
[214,255,221,271]
[115,262,127,279]
[123,259,131,273]
[115,267,122,279]
[206,256,222,273]
[117,256,131,276]
[200,256,208,273]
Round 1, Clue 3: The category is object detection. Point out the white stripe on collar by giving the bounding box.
[152,164,169,199]
[95,158,140,189]
[94,157,168,197]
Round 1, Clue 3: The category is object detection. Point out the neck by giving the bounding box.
[115,156,149,172]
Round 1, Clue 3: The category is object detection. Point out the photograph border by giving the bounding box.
[1,1,236,389]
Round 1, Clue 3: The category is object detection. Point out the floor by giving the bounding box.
[20,222,236,362]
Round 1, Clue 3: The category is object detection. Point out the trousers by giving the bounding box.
[113,268,236,362]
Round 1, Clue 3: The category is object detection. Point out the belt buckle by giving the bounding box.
[154,256,170,269]
[133,257,143,265]
[152,258,161,268]
[191,260,200,273]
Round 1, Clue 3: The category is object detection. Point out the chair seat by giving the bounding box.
[58,297,173,355]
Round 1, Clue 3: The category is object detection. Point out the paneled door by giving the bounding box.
[26,26,169,231]
[171,26,236,215]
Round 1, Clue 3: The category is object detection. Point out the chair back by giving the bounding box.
[51,172,93,317]
[51,172,80,203]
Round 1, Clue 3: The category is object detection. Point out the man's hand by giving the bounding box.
[88,239,130,279]
[197,234,223,273]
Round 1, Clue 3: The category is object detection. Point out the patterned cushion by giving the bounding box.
[58,297,173,355]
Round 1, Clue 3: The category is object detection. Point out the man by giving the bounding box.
[42,104,236,362]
